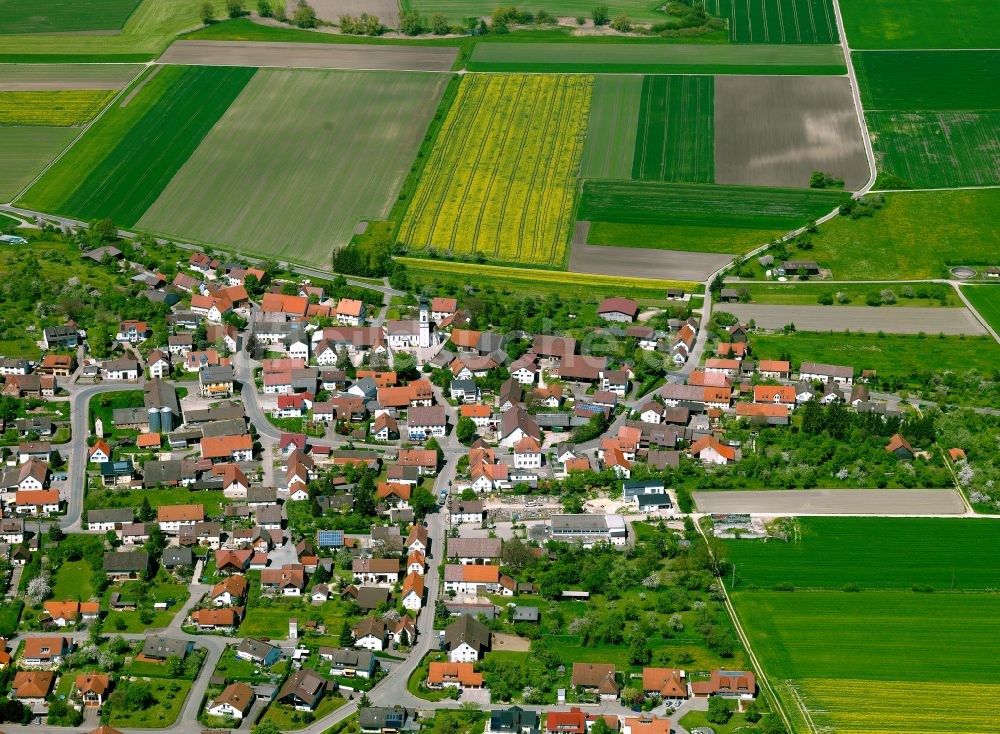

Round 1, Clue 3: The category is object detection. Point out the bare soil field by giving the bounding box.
[714,76,869,190]
[570,241,731,282]
[157,40,457,71]
[724,303,986,335]
[0,64,143,91]
[693,489,966,515]
[288,0,401,27]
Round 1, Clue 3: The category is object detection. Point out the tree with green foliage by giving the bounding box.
[339,621,353,646]
[256,0,273,17]
[430,13,450,33]
[410,487,437,520]
[200,1,216,23]
[227,0,246,17]
[295,0,317,27]
[592,5,609,24]
[47,525,64,543]
[354,469,377,517]
[456,416,477,445]
[500,537,533,573]
[138,496,155,523]
[400,10,423,34]
[610,13,631,30]
[706,696,734,725]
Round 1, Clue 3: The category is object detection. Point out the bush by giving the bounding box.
[592,5,609,25]
[610,13,631,31]
[706,696,734,725]
[773,582,795,591]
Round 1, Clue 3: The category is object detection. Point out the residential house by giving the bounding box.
[691,670,757,700]
[104,551,149,580]
[597,298,639,322]
[571,663,619,699]
[444,564,500,595]
[277,669,328,711]
[352,558,400,586]
[319,648,376,678]
[352,617,389,652]
[206,682,255,720]
[427,662,483,690]
[443,615,491,662]
[75,672,110,707]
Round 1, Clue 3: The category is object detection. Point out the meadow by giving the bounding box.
[854,50,1000,111]
[0,126,77,202]
[396,257,695,298]
[726,517,1000,590]
[750,331,1000,376]
[839,0,1000,49]
[138,69,448,269]
[0,0,143,34]
[867,111,1000,188]
[801,190,1000,279]
[961,286,1000,335]
[468,42,846,73]
[696,0,838,43]
[579,181,845,229]
[398,73,591,267]
[0,90,116,126]
[740,281,961,308]
[585,220,779,254]
[20,65,254,226]
[0,64,143,89]
[631,75,713,183]
[580,75,642,180]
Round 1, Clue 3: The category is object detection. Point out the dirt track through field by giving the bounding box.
[694,488,967,515]
[158,40,456,72]
[288,0,401,27]
[714,75,869,190]
[724,303,987,335]
[570,231,732,281]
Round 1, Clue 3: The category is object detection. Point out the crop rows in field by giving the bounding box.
[0,0,143,35]
[799,678,1000,733]
[138,69,449,269]
[580,75,642,180]
[961,286,1000,335]
[0,127,78,202]
[632,75,713,183]
[398,73,592,267]
[21,65,255,227]
[855,50,1000,112]
[697,0,837,43]
[0,90,116,126]
[579,180,845,229]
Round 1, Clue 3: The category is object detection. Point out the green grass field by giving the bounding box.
[750,331,1000,376]
[697,0,838,43]
[0,126,76,202]
[137,69,448,269]
[733,590,1000,733]
[803,190,1000,279]
[839,0,1000,49]
[740,281,961,307]
[20,65,253,224]
[728,518,1000,590]
[868,110,1000,188]
[961,286,1000,334]
[632,75,713,183]
[580,75,642,180]
[579,180,845,229]
[0,0,227,60]
[468,41,845,73]
[0,90,116,126]
[51,559,96,600]
[855,50,1000,111]
[0,0,143,34]
[585,220,779,254]
[398,73,591,267]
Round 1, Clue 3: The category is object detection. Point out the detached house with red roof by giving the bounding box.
[691,669,756,700]
[688,436,737,465]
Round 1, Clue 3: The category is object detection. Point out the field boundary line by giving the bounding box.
[872,184,1000,193]
[831,0,876,196]
[5,62,150,206]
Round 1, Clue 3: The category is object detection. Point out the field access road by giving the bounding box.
[158,40,458,73]
[723,303,987,335]
[692,488,972,516]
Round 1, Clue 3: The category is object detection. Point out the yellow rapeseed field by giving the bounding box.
[398,73,592,267]
[800,678,1000,733]
[0,90,115,126]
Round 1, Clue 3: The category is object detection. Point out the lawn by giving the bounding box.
[867,110,1000,188]
[839,0,1000,49]
[108,678,192,728]
[0,90,116,126]
[961,286,1000,334]
[398,73,592,268]
[586,220,780,254]
[137,69,448,269]
[631,75,713,183]
[468,41,846,73]
[0,0,143,34]
[697,0,838,43]
[854,50,1000,111]
[0,126,77,202]
[0,0,228,61]
[259,695,345,730]
[85,487,230,517]
[801,190,1000,279]
[51,559,95,600]
[750,331,1000,376]
[580,75,642,180]
[213,646,287,685]
[726,517,1000,590]
[739,281,961,308]
[578,181,846,230]
[397,257,696,298]
[732,590,1000,733]
[22,65,254,226]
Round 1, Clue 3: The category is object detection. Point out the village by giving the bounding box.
[0,235,960,734]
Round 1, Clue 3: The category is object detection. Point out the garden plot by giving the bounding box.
[725,303,986,335]
[138,69,448,268]
[287,0,401,27]
[714,75,869,190]
[158,39,457,71]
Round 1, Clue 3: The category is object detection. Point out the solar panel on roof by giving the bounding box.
[316,530,344,547]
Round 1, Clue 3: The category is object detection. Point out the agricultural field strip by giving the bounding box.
[838,0,1000,49]
[580,75,642,180]
[724,304,987,335]
[0,90,118,127]
[632,75,713,183]
[853,50,1000,111]
[138,69,449,268]
[0,128,79,203]
[0,0,144,35]
[0,64,145,91]
[158,40,458,72]
[696,0,838,44]
[960,286,1000,336]
[568,242,732,282]
[398,74,591,267]
[694,489,966,515]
